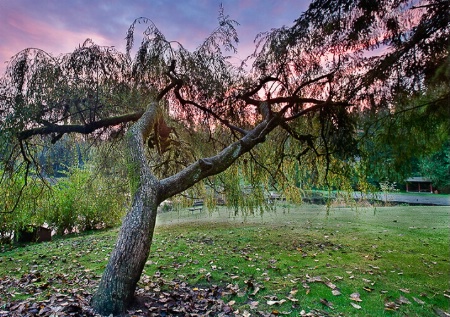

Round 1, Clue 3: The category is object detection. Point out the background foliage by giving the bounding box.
[0,144,128,242]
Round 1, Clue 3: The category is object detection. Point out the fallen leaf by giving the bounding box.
[397,295,411,305]
[332,289,341,296]
[267,299,286,306]
[320,298,334,309]
[249,301,259,309]
[287,297,299,302]
[251,286,260,296]
[307,276,323,283]
[350,292,362,302]
[385,301,399,311]
[433,307,450,317]
[350,302,361,309]
[413,297,425,305]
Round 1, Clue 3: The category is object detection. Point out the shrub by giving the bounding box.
[46,166,128,234]
[0,165,128,243]
[0,171,51,243]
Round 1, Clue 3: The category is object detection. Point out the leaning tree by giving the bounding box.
[0,1,448,315]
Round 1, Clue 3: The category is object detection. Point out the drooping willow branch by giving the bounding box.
[0,142,31,214]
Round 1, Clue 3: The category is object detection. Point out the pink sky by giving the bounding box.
[0,0,310,74]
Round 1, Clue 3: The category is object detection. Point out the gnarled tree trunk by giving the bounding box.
[91,102,162,316]
[91,101,279,316]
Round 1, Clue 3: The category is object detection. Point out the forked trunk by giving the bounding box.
[91,102,162,316]
[91,101,277,315]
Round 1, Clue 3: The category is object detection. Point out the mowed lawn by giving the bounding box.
[1,204,449,316]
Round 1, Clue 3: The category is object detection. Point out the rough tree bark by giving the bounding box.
[91,101,280,316]
[90,102,162,315]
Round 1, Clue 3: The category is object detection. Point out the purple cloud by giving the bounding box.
[0,0,309,74]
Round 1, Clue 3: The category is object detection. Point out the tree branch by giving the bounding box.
[238,76,279,104]
[159,115,281,200]
[18,111,145,141]
[292,71,336,96]
[284,101,349,121]
[173,84,248,136]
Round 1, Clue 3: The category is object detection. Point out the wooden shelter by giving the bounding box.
[405,177,433,193]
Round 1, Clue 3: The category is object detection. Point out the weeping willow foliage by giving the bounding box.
[1,1,448,218]
[2,4,448,315]
[179,118,364,215]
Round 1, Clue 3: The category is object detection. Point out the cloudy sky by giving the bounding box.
[0,0,310,74]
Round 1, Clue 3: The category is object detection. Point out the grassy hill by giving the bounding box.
[1,204,449,316]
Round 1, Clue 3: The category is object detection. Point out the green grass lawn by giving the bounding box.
[1,204,449,316]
